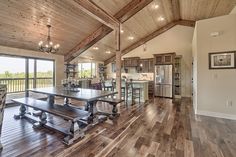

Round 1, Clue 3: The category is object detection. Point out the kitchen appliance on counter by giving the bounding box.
[154,65,173,98]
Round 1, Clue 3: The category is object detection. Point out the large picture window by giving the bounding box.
[0,55,55,93]
[78,63,96,78]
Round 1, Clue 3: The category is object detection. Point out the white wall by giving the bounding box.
[0,45,65,86]
[193,14,236,118]
[107,25,194,97]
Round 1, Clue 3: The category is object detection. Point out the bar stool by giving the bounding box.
[121,79,128,101]
[126,79,141,105]
[101,80,113,91]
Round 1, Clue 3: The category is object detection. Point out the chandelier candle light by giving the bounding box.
[38,24,60,53]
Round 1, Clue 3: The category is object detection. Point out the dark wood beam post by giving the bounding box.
[115,24,121,99]
[170,0,181,20]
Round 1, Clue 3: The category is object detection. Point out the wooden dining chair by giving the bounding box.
[0,85,7,150]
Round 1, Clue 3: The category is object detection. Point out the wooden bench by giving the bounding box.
[12,97,90,145]
[97,98,123,118]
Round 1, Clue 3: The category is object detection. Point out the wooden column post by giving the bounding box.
[115,25,121,99]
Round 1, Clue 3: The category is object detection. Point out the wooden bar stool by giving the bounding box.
[127,79,141,105]
[101,80,113,91]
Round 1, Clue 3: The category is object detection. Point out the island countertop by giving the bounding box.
[131,80,150,83]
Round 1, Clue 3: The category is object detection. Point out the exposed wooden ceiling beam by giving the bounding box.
[104,20,195,65]
[116,0,154,23]
[71,0,119,29]
[171,0,181,20]
[65,0,154,62]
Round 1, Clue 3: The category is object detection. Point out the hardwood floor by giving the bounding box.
[0,98,236,157]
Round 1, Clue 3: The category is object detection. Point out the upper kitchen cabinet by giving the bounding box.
[153,53,176,65]
[123,57,140,67]
[149,58,154,72]
[139,58,154,73]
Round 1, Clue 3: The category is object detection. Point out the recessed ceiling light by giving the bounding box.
[151,3,159,10]
[93,46,99,50]
[128,36,134,40]
[158,16,165,21]
[105,50,111,54]
[120,29,124,34]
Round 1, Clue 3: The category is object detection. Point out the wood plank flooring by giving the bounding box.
[0,97,236,157]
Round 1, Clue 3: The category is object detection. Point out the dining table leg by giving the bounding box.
[14,104,27,119]
[87,101,95,123]
[47,95,55,105]
[64,97,71,106]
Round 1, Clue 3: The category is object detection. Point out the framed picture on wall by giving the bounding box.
[209,51,236,69]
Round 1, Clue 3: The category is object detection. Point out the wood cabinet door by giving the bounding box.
[163,55,173,64]
[124,59,131,67]
[143,60,149,72]
[155,55,163,64]
[149,59,154,72]
[131,59,139,66]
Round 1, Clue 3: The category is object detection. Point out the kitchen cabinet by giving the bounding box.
[148,81,154,95]
[139,58,154,73]
[149,58,154,72]
[123,57,140,67]
[153,53,175,65]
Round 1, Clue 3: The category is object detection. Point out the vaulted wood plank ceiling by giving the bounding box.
[80,0,236,62]
[0,0,236,61]
[0,0,101,55]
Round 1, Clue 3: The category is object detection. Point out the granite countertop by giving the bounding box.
[132,80,150,83]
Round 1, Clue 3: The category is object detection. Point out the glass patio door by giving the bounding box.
[0,55,55,94]
[0,56,26,93]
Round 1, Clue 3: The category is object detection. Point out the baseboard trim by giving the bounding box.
[196,110,236,120]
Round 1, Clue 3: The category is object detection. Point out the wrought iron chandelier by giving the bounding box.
[38,24,60,54]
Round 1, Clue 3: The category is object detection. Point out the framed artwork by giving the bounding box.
[209,51,236,69]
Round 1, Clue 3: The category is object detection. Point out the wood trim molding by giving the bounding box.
[64,0,154,62]
[104,20,195,65]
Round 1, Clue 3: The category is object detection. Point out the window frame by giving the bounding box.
[78,62,96,79]
[0,53,55,94]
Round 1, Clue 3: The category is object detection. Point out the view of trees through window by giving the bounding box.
[78,63,96,78]
[0,56,54,93]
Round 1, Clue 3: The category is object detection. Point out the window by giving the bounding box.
[0,55,55,93]
[78,63,96,78]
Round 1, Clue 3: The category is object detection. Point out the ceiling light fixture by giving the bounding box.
[105,50,111,54]
[120,29,124,34]
[158,16,165,21]
[152,3,159,9]
[38,24,59,54]
[128,36,134,40]
[93,46,99,50]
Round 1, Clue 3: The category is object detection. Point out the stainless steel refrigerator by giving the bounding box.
[154,65,173,98]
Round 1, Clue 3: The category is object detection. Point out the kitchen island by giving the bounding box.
[105,80,149,103]
[130,80,149,102]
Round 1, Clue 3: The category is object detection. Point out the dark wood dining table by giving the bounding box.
[13,86,117,145]
[28,86,118,121]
